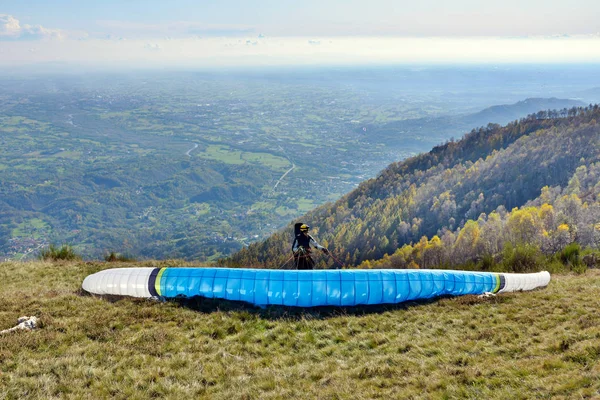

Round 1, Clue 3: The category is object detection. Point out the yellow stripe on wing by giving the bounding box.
[493,273,501,293]
[155,268,166,296]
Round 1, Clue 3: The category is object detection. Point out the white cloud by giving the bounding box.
[20,24,65,40]
[0,14,21,38]
[0,14,65,41]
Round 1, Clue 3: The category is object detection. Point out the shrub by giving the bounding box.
[38,244,81,261]
[556,243,586,274]
[545,259,566,274]
[478,254,496,271]
[501,243,545,273]
[581,248,600,269]
[104,252,136,262]
[558,242,581,266]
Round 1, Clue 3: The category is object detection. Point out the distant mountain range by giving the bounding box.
[464,97,586,127]
[366,97,586,149]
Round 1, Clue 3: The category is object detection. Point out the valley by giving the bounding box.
[1,66,598,261]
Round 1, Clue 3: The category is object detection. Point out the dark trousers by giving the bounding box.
[295,253,315,270]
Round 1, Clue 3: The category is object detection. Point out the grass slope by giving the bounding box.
[1,261,599,399]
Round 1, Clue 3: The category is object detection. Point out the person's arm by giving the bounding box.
[292,237,299,252]
[309,236,328,252]
[309,236,323,249]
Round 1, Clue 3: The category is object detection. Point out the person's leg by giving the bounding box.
[306,256,315,270]
[298,255,311,270]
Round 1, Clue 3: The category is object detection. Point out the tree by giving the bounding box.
[506,207,544,246]
[453,220,481,264]
[479,212,504,256]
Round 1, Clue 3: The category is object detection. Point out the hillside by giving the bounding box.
[229,105,600,269]
[1,260,599,399]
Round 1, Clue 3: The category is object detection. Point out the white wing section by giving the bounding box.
[499,271,551,293]
[82,268,154,298]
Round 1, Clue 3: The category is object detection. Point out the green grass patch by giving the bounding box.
[13,164,36,170]
[184,203,211,216]
[251,201,277,211]
[275,206,296,216]
[12,218,50,238]
[54,151,82,159]
[296,198,315,212]
[197,145,289,170]
[77,138,102,145]
[241,152,290,170]
[288,141,319,148]
[98,111,133,119]
[4,116,48,127]
[198,145,245,165]
[0,262,599,399]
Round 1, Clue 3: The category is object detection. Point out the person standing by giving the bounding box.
[292,223,329,270]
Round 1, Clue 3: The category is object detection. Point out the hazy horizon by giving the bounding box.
[2,1,600,69]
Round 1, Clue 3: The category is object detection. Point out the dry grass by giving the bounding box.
[1,261,599,399]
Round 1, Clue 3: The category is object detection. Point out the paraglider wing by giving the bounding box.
[82,268,551,307]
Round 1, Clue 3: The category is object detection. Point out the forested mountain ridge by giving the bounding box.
[227,105,600,268]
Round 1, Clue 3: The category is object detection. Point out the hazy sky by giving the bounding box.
[2,0,600,68]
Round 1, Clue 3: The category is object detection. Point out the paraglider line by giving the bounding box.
[279,253,296,269]
[327,252,346,269]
